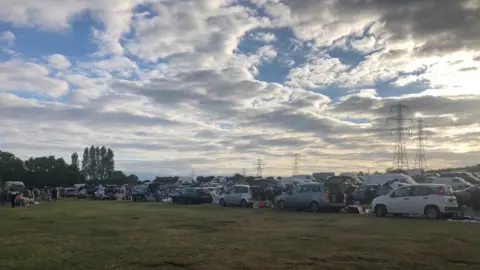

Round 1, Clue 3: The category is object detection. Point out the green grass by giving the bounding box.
[1,200,480,270]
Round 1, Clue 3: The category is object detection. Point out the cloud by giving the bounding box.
[0,59,69,97]
[1,31,15,46]
[0,1,479,176]
[47,54,72,69]
[125,0,270,61]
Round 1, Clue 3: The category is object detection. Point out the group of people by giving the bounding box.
[0,187,60,208]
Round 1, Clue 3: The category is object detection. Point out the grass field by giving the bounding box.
[1,200,480,270]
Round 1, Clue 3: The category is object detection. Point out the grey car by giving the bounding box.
[275,183,345,212]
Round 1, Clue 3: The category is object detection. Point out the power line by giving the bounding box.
[387,102,413,170]
[292,153,299,176]
[413,118,428,171]
[253,156,265,178]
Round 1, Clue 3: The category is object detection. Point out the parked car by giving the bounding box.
[425,177,472,191]
[246,178,286,197]
[275,183,345,212]
[64,188,76,198]
[439,172,480,185]
[323,176,362,205]
[351,184,392,205]
[132,183,161,202]
[93,185,119,200]
[219,185,268,207]
[453,185,480,207]
[171,188,213,204]
[76,186,90,199]
[371,184,459,219]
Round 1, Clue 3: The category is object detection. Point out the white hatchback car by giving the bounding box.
[371,184,459,219]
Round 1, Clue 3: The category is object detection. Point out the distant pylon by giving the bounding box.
[387,102,413,170]
[242,168,247,177]
[413,119,428,171]
[254,157,265,178]
[292,153,299,176]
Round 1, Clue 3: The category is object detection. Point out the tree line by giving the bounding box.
[0,146,142,188]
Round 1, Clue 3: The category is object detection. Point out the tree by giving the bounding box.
[71,152,79,171]
[106,148,114,181]
[81,147,89,180]
[88,145,97,181]
[196,176,215,183]
[154,176,178,185]
[95,146,102,181]
[100,146,107,181]
[0,151,25,188]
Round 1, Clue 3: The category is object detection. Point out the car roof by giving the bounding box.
[233,184,249,188]
[301,183,322,186]
[409,183,448,187]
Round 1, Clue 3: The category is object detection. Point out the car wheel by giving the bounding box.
[276,200,285,209]
[219,198,226,207]
[240,199,247,208]
[309,201,320,213]
[375,205,387,217]
[424,205,440,219]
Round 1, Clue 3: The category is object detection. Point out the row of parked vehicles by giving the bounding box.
[214,172,480,219]
[63,170,480,220]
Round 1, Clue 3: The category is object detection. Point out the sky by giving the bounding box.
[0,0,480,179]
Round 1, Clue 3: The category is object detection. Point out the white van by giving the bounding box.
[360,173,416,189]
[4,181,25,190]
[427,177,472,191]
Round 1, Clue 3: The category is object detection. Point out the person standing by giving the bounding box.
[0,189,7,206]
[8,189,19,208]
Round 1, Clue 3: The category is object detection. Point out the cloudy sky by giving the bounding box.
[0,0,479,179]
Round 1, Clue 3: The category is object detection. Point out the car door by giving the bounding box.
[233,186,249,205]
[352,186,368,204]
[408,186,434,214]
[297,186,313,208]
[387,186,412,214]
[223,187,236,204]
[285,186,302,208]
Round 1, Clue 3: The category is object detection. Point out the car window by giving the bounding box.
[226,187,236,194]
[391,186,411,197]
[184,189,196,195]
[300,186,312,193]
[411,186,433,196]
[235,187,249,194]
[196,189,210,196]
[293,186,302,194]
[310,186,323,192]
[356,186,367,193]
[441,185,454,196]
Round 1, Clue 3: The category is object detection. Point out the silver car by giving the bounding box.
[275,183,344,212]
[219,185,268,207]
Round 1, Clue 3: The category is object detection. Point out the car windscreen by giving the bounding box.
[195,189,211,196]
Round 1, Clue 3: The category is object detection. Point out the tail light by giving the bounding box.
[436,186,445,195]
[323,193,329,200]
